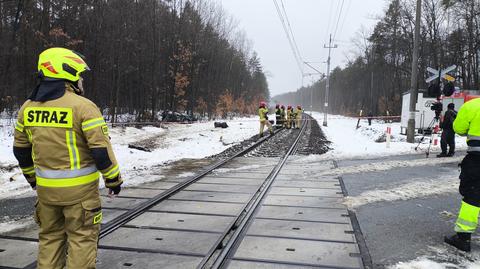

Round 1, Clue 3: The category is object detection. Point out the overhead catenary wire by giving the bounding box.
[279,0,303,73]
[332,0,346,41]
[272,0,304,75]
[323,0,335,45]
[337,0,352,42]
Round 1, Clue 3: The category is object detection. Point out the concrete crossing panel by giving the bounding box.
[210,172,269,179]
[269,186,342,197]
[170,191,253,204]
[264,195,344,209]
[256,206,349,223]
[97,249,201,269]
[127,212,234,232]
[272,180,339,189]
[151,200,244,216]
[233,236,362,268]
[116,187,166,199]
[246,219,355,242]
[100,227,219,255]
[198,177,264,186]
[101,196,146,210]
[227,260,315,269]
[184,183,259,193]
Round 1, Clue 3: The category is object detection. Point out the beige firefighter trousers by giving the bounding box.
[259,119,273,135]
[295,117,302,129]
[34,195,102,269]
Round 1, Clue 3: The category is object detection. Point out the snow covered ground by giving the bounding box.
[0,117,259,200]
[310,112,467,159]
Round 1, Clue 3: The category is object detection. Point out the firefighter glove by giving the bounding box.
[108,183,122,195]
[24,174,36,190]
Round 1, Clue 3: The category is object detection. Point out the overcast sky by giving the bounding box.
[218,0,389,97]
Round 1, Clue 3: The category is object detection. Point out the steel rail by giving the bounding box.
[23,127,284,269]
[197,116,308,269]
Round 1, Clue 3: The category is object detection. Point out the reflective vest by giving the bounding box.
[14,83,121,205]
[453,98,480,153]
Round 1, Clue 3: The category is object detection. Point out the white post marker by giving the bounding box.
[386,124,392,148]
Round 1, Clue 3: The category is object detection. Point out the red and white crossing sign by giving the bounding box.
[426,65,457,83]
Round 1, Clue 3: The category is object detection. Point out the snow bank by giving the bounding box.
[0,216,36,235]
[388,245,480,269]
[310,112,467,159]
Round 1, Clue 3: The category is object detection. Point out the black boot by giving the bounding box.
[444,233,471,252]
[437,152,448,158]
[447,151,455,157]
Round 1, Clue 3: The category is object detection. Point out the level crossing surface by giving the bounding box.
[0,156,363,269]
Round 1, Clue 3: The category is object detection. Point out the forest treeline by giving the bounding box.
[0,0,269,121]
[273,0,479,116]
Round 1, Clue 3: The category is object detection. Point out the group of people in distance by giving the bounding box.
[258,101,303,137]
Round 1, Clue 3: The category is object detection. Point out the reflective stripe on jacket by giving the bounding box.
[14,83,121,205]
[453,98,480,153]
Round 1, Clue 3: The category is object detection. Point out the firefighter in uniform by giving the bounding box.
[275,104,282,127]
[286,105,293,129]
[258,101,273,137]
[13,47,122,268]
[280,105,286,127]
[444,98,480,252]
[295,105,303,129]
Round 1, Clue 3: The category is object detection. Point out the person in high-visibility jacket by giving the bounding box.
[13,48,122,268]
[444,98,480,252]
[258,101,273,137]
[286,105,293,129]
[295,105,303,129]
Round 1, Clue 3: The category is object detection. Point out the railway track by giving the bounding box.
[2,115,362,269]
[14,117,306,269]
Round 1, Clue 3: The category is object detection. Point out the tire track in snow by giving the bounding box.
[310,156,463,177]
[343,174,459,208]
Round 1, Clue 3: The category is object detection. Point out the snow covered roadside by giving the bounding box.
[310,112,467,159]
[0,117,259,200]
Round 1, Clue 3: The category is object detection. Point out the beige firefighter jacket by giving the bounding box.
[14,83,121,205]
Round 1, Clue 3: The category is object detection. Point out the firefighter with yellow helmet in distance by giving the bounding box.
[444,97,480,252]
[258,101,273,137]
[13,47,122,268]
[295,105,303,129]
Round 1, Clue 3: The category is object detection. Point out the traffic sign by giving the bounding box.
[425,65,457,83]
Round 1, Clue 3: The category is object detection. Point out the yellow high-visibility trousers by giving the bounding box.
[455,201,480,233]
[35,195,102,269]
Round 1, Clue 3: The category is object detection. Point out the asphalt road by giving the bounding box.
[339,152,480,268]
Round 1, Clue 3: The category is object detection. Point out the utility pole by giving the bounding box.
[407,0,422,143]
[324,34,337,127]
